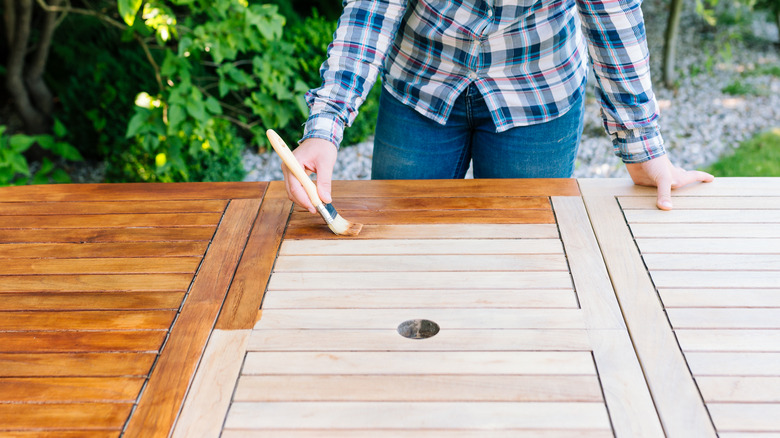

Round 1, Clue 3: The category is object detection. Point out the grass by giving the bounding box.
[705,128,780,176]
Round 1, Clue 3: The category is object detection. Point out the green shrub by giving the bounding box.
[0,122,84,186]
[706,128,780,176]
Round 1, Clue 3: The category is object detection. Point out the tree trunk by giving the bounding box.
[662,0,685,87]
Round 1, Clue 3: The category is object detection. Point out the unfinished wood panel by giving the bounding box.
[272,254,568,272]
[619,196,780,210]
[0,377,144,402]
[651,270,780,288]
[173,330,251,438]
[267,271,573,291]
[623,209,780,223]
[233,375,603,402]
[630,223,780,238]
[221,431,614,438]
[708,403,780,432]
[675,329,780,352]
[0,257,201,275]
[261,289,578,309]
[0,212,223,229]
[0,353,156,377]
[242,352,596,375]
[579,177,778,197]
[254,309,584,330]
[279,238,564,256]
[288,209,555,225]
[660,289,780,308]
[247,329,591,351]
[0,273,193,293]
[0,310,176,331]
[0,292,186,311]
[0,199,228,215]
[284,223,560,240]
[0,181,266,202]
[0,227,217,244]
[578,191,716,437]
[0,403,133,430]
[697,376,780,402]
[668,308,780,328]
[643,254,780,271]
[686,352,780,376]
[315,196,552,211]
[224,401,609,430]
[0,331,167,353]
[124,198,260,438]
[328,179,580,198]
[217,182,291,330]
[552,197,625,330]
[0,242,209,258]
[636,238,780,254]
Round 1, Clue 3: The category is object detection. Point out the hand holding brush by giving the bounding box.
[266,129,363,237]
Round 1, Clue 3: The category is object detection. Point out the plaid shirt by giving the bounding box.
[302,0,664,163]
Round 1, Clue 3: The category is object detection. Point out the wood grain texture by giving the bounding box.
[0,331,167,353]
[306,196,551,211]
[0,377,144,402]
[0,274,194,292]
[667,308,780,329]
[288,209,555,225]
[272,254,568,272]
[659,289,780,308]
[650,270,780,288]
[284,224,559,240]
[0,353,156,377]
[0,200,228,215]
[217,182,291,330]
[327,179,580,198]
[0,242,209,258]
[0,292,185,311]
[0,212,222,229]
[686,352,780,376]
[579,177,780,197]
[675,329,780,352]
[630,223,780,238]
[0,403,133,430]
[0,181,266,202]
[643,254,780,271]
[708,403,780,432]
[636,238,780,254]
[697,376,780,402]
[623,209,780,223]
[619,196,780,210]
[0,432,118,438]
[221,431,614,438]
[279,238,564,255]
[124,198,260,438]
[0,257,201,275]
[0,227,217,244]
[0,310,176,331]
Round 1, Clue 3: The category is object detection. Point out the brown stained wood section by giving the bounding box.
[217,182,292,330]
[0,403,133,430]
[285,223,560,240]
[312,196,552,211]
[0,199,228,215]
[0,213,223,229]
[0,292,186,311]
[0,432,119,438]
[0,181,266,202]
[289,209,555,225]
[0,257,201,275]
[0,331,167,353]
[0,274,194,292]
[0,377,144,402]
[329,179,580,197]
[0,227,217,244]
[124,198,261,438]
[0,242,209,258]
[0,353,156,377]
[0,310,176,331]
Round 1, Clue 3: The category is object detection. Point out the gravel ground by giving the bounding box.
[243,0,780,182]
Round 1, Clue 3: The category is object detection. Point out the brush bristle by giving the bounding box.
[327,213,363,236]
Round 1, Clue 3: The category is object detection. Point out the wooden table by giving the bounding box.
[0,178,778,437]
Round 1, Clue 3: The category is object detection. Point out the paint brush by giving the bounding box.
[266,129,362,237]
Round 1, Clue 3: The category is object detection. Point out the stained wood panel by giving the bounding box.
[0,199,228,215]
[0,181,266,201]
[0,227,217,243]
[0,242,209,258]
[284,223,560,240]
[279,238,564,255]
[0,212,222,228]
[0,377,144,402]
[0,310,176,331]
[0,353,157,377]
[0,257,201,274]
[0,403,133,430]
[0,292,186,311]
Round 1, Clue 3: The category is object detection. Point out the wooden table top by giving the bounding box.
[0,178,778,437]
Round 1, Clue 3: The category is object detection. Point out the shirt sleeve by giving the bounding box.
[576,0,666,163]
[301,0,408,147]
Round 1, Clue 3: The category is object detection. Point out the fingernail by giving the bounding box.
[660,200,673,209]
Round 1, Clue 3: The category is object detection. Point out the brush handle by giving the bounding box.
[266,129,323,208]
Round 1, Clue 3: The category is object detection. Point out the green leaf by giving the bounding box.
[186,99,207,122]
[9,152,30,176]
[51,168,72,184]
[168,104,187,128]
[118,0,143,26]
[51,142,84,162]
[126,111,148,138]
[53,119,67,138]
[34,135,55,151]
[9,134,36,153]
[205,96,222,115]
[38,158,54,174]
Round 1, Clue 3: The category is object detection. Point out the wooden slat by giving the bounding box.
[308,196,551,211]
[267,271,573,290]
[254,309,584,330]
[0,432,118,438]
[279,238,564,255]
[0,292,185,311]
[651,270,780,288]
[579,177,780,197]
[697,376,780,402]
[0,213,223,229]
[0,403,133,430]
[0,353,156,377]
[675,329,780,352]
[0,257,201,275]
[578,193,716,437]
[624,209,780,223]
[284,224,560,240]
[124,198,261,438]
[636,238,780,254]
[708,403,780,432]
[261,289,578,309]
[233,375,603,402]
[224,402,609,430]
[0,310,176,331]
[0,377,144,402]
[288,209,555,225]
[0,274,193,292]
[217,182,291,330]
[173,330,251,438]
[247,329,591,351]
[327,179,580,198]
[0,227,217,244]
[242,352,596,375]
[0,242,209,258]
[0,331,167,353]
[0,181,266,201]
[221,430,614,438]
[643,254,780,271]
[272,254,568,272]
[686,352,780,376]
[619,196,780,210]
[630,223,780,238]
[668,309,780,329]
[660,289,780,308]
[0,199,228,215]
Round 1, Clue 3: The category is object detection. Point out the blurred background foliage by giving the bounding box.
[0,0,778,184]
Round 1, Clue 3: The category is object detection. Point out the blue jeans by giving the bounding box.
[371,84,585,179]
